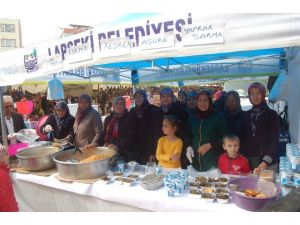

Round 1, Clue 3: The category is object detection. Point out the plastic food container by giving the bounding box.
[215,188,229,194]
[216,177,229,183]
[216,193,230,204]
[122,178,135,186]
[215,182,227,188]
[127,174,139,181]
[201,187,216,194]
[195,176,207,183]
[99,175,112,184]
[202,193,215,203]
[188,181,199,190]
[189,189,202,199]
[115,177,123,185]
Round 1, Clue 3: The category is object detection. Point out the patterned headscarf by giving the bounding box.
[248,82,266,105]
[133,89,149,118]
[248,83,268,136]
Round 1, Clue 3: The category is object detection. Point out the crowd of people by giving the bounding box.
[0,82,280,211]
[4,85,222,120]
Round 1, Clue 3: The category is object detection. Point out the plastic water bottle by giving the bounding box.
[279,157,293,185]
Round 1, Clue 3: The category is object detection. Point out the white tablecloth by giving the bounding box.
[11,170,246,212]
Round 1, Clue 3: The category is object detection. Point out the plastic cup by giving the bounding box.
[117,161,125,172]
[166,184,175,197]
[155,166,162,176]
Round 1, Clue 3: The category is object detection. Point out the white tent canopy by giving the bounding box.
[1,13,300,86]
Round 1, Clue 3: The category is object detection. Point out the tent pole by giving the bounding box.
[0,86,8,148]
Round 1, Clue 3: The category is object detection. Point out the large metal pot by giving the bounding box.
[53,147,117,180]
[16,145,62,171]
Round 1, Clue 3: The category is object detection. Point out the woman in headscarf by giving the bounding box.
[99,96,136,162]
[241,82,279,174]
[159,87,188,125]
[185,91,198,118]
[73,94,103,149]
[40,101,75,142]
[130,89,161,164]
[222,91,245,139]
[177,90,187,107]
[213,91,227,113]
[186,90,229,171]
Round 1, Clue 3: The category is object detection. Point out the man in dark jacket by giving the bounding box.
[0,95,26,144]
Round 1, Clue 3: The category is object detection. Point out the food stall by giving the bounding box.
[1,13,300,212]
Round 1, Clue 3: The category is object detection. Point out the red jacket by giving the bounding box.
[218,152,250,175]
[0,164,19,212]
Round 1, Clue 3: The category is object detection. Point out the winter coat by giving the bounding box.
[130,104,161,165]
[100,111,136,162]
[186,112,229,171]
[40,113,75,141]
[241,105,279,167]
[222,110,245,139]
[73,108,103,148]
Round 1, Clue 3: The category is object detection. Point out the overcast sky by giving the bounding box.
[1,0,298,47]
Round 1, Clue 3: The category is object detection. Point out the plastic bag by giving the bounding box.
[15,129,39,143]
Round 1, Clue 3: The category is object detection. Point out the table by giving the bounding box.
[11,171,245,212]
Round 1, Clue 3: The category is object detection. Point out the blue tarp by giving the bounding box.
[90,48,282,85]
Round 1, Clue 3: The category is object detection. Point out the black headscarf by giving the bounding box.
[194,90,214,119]
[160,87,174,113]
[224,90,242,115]
[133,89,149,118]
[178,90,187,104]
[54,101,73,133]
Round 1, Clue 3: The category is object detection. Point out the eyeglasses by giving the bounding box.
[5,105,14,109]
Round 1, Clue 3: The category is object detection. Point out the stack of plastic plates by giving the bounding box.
[140,173,164,190]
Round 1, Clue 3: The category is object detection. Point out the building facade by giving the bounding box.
[0,18,22,52]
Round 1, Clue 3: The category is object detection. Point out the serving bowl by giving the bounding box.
[53,147,117,180]
[228,176,281,211]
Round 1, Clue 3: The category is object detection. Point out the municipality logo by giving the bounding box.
[24,48,38,72]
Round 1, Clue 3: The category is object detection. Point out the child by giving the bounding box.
[218,134,250,175]
[0,144,19,212]
[156,115,183,169]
